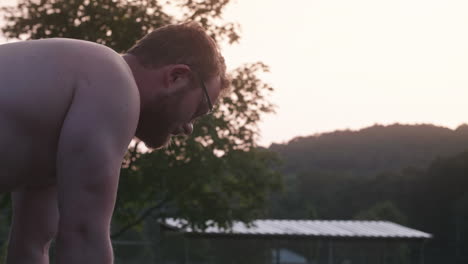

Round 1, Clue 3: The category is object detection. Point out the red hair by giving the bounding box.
[127,21,229,92]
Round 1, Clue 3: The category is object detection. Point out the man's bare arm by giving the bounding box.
[54,54,139,264]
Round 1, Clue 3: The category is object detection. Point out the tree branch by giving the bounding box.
[111,198,167,239]
[127,140,141,169]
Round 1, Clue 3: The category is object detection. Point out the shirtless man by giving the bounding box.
[0,22,229,264]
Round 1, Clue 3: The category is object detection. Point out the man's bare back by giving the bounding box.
[1,38,140,263]
[0,38,137,192]
[0,22,227,264]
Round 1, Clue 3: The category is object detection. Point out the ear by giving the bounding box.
[164,64,192,94]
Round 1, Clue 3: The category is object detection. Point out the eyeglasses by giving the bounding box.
[197,74,213,114]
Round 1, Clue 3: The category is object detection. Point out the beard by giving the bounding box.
[135,120,172,150]
[142,134,171,150]
[135,103,174,150]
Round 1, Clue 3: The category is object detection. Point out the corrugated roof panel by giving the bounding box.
[334,221,384,237]
[162,219,432,239]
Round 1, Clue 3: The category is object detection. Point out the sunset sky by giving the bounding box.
[221,0,468,146]
[1,0,468,147]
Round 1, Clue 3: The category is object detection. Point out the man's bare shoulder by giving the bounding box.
[0,38,127,74]
[0,38,139,113]
[67,39,140,113]
[0,38,115,54]
[0,38,114,61]
[0,39,139,192]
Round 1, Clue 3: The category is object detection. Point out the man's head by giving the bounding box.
[124,22,230,149]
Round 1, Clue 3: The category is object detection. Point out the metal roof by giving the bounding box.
[161,219,432,240]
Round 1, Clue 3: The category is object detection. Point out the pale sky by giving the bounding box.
[2,0,468,147]
[221,0,468,146]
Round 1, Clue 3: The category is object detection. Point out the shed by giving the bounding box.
[159,219,432,264]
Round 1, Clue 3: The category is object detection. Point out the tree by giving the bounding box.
[413,151,468,264]
[0,0,282,238]
[354,201,408,225]
[1,0,240,52]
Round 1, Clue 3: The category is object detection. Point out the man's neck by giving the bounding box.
[122,53,151,110]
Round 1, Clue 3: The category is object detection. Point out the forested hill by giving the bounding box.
[269,123,468,176]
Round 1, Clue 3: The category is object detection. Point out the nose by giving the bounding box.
[183,123,193,135]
